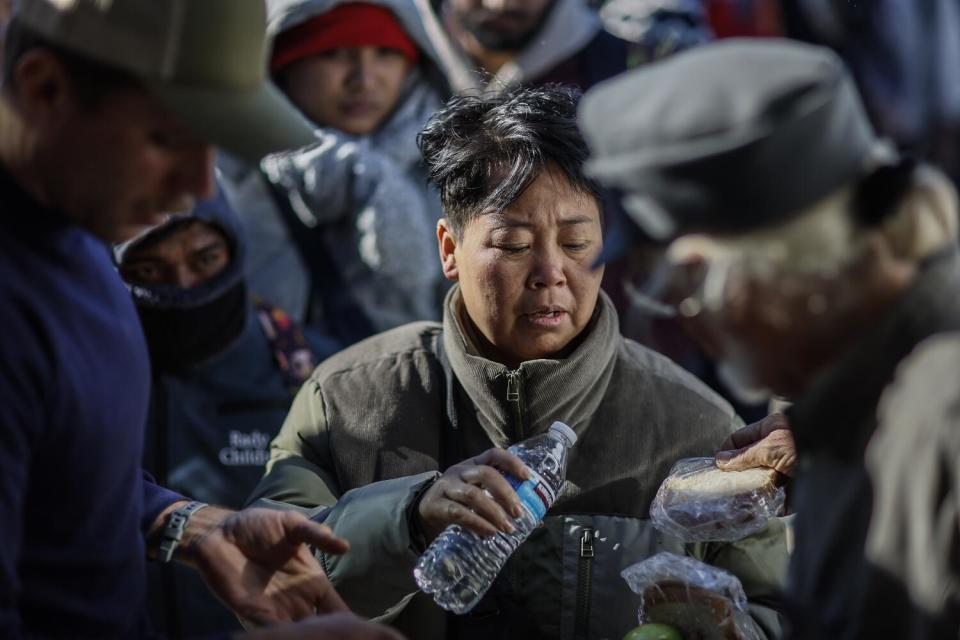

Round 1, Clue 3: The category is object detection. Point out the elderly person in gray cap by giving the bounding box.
[580,39,960,639]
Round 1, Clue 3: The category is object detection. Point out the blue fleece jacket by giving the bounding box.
[0,166,182,638]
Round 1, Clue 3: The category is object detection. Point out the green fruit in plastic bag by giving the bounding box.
[623,622,684,640]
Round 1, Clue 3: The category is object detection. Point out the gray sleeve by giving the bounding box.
[246,380,342,509]
[261,135,442,328]
[317,472,439,620]
[246,380,440,619]
[342,150,442,328]
[261,133,354,226]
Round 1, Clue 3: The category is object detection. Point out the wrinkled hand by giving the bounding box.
[715,413,796,477]
[177,507,351,626]
[236,612,406,640]
[416,448,531,542]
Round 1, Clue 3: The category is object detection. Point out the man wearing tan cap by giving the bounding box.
[0,1,401,638]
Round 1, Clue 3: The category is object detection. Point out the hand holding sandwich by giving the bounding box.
[715,413,796,478]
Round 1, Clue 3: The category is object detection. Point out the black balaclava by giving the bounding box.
[115,187,249,373]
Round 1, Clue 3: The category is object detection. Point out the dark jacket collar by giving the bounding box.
[441,284,620,447]
[789,248,960,460]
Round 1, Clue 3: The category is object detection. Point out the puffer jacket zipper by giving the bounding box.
[505,368,524,439]
[574,526,595,639]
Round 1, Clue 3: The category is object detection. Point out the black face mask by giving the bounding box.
[136,282,248,373]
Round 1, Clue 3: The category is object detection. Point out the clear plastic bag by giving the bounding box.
[622,552,760,640]
[650,457,785,543]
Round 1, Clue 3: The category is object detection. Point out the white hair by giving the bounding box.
[669,163,959,292]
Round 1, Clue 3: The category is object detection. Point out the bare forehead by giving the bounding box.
[485,211,597,231]
[486,181,601,230]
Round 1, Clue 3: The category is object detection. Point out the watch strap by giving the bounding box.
[158,501,208,563]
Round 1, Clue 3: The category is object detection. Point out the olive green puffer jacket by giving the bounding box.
[249,287,789,639]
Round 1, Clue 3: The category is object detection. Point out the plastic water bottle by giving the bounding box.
[414,420,577,613]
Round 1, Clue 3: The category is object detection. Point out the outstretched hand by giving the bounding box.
[174,506,350,625]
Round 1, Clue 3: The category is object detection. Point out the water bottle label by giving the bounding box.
[507,467,556,522]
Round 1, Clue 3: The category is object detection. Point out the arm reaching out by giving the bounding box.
[147,504,350,625]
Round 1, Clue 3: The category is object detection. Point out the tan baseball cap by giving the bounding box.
[17,0,316,162]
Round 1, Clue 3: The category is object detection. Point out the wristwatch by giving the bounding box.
[158,501,208,563]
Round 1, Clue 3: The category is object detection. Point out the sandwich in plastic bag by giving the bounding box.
[622,552,761,640]
[650,457,785,542]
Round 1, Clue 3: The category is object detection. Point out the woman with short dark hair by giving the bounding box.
[249,85,789,640]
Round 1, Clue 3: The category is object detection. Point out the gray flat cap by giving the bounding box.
[580,38,886,247]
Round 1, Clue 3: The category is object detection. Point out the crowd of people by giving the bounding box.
[1,0,958,639]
